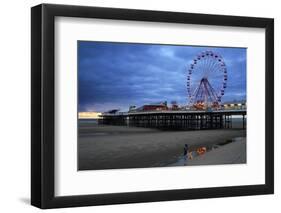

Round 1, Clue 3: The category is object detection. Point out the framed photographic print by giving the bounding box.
[31,4,274,209]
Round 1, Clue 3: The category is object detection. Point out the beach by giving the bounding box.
[78,122,246,170]
[169,137,246,166]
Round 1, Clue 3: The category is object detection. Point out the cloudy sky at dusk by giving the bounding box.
[78,41,246,112]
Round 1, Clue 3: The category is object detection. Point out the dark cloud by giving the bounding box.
[78,41,246,112]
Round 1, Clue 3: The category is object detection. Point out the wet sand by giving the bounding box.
[169,137,246,166]
[78,124,246,170]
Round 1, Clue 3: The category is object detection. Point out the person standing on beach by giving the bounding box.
[184,144,189,160]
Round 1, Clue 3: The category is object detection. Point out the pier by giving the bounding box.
[99,110,246,130]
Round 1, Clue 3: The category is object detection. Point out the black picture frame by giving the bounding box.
[31,3,274,209]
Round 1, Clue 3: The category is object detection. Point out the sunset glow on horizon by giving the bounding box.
[78,112,102,119]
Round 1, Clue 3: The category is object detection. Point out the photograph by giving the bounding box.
[30,3,274,209]
[77,41,247,170]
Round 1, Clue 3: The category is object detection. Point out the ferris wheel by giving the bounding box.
[187,50,227,110]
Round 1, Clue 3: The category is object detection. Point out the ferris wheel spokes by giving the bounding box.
[187,50,227,110]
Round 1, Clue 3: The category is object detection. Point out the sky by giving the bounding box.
[78,41,246,112]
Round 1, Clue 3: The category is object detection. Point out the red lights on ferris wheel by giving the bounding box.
[187,50,227,110]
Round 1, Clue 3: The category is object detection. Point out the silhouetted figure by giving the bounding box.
[183,144,189,165]
[184,144,189,157]
[184,144,189,155]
